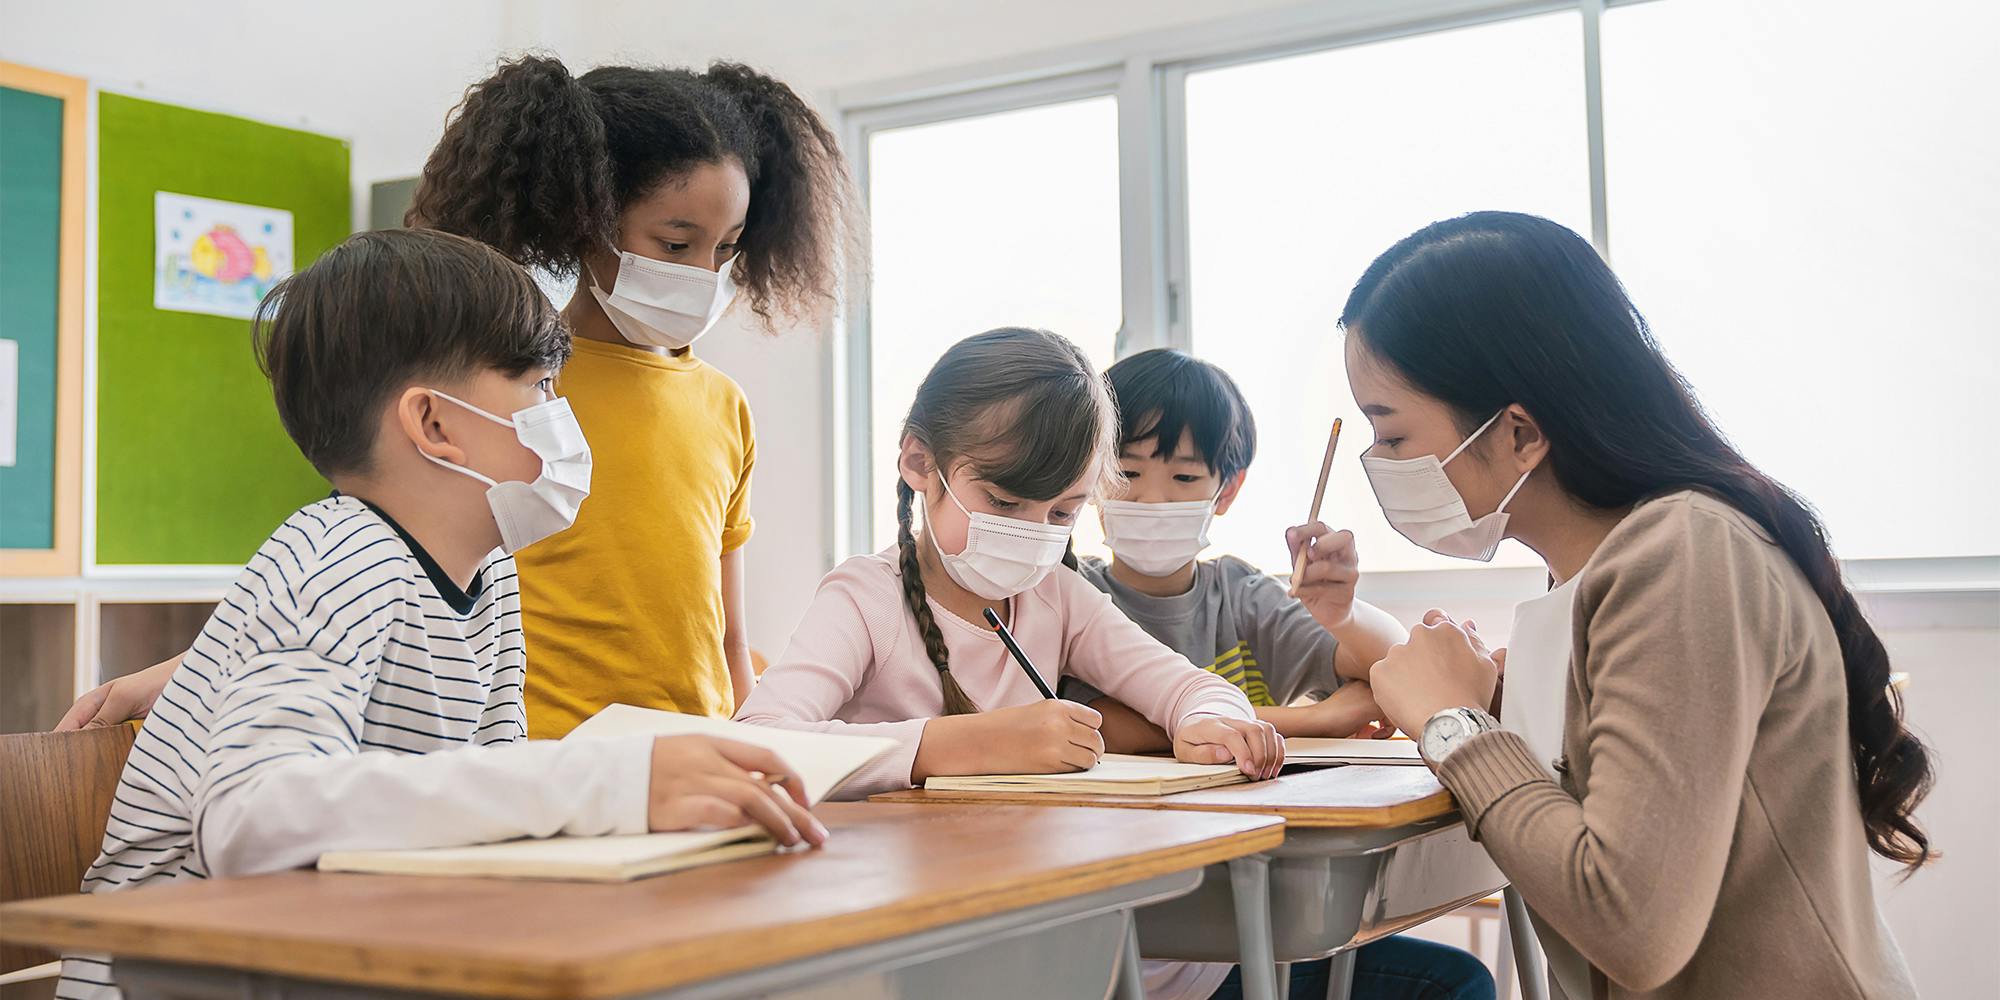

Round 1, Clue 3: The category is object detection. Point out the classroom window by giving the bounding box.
[1182,11,1590,573]
[864,95,1123,554]
[1602,0,2000,559]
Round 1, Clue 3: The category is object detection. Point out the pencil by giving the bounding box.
[1292,418,1343,585]
[983,607,1058,699]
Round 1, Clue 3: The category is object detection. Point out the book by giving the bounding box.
[922,754,1249,796]
[1283,737,1425,766]
[315,704,899,882]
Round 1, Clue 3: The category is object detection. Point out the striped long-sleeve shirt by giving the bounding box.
[58,496,653,1000]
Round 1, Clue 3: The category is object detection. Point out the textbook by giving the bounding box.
[922,754,1249,796]
[1284,737,1425,766]
[316,704,898,882]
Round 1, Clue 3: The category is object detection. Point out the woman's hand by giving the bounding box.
[648,735,829,847]
[56,655,181,731]
[1285,522,1360,631]
[1368,610,1500,739]
[1174,716,1285,780]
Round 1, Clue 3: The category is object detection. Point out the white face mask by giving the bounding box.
[924,476,1074,600]
[419,389,593,555]
[587,246,739,350]
[1360,409,1531,562]
[1098,488,1221,577]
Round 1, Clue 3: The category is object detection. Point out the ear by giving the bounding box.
[395,387,469,468]
[1213,470,1248,515]
[1502,403,1550,473]
[897,434,938,496]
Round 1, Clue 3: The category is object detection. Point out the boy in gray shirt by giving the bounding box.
[1064,350,1496,1000]
[1061,349,1405,747]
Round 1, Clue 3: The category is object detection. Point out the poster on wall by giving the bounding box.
[153,191,293,319]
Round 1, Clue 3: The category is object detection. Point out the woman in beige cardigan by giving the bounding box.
[1292,212,1933,999]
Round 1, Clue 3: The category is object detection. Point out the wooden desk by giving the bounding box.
[0,803,1283,1000]
[878,766,1523,1000]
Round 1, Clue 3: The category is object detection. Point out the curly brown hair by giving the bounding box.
[406,54,861,330]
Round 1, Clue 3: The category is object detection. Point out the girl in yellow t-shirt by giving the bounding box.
[60,56,858,738]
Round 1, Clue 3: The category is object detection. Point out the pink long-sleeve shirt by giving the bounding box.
[735,548,1257,798]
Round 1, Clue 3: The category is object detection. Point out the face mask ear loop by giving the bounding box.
[1442,409,1510,466]
[1493,464,1534,516]
[426,388,518,430]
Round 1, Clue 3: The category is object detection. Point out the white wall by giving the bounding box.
[0,0,611,232]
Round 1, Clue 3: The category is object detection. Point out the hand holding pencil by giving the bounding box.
[1287,419,1363,632]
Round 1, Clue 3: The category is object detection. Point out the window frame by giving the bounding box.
[829,0,1998,610]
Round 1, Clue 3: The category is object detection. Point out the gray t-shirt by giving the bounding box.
[1059,555,1339,708]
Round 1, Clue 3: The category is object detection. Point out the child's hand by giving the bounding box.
[56,655,181,731]
[911,700,1105,781]
[647,735,829,847]
[1286,522,1360,632]
[983,699,1107,773]
[1303,680,1393,739]
[1174,716,1285,780]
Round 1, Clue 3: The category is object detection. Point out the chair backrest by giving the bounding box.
[0,724,138,975]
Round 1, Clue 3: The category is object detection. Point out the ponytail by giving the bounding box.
[406,55,617,274]
[896,480,981,715]
[702,62,861,329]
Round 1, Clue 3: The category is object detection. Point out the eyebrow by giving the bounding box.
[661,219,748,233]
[1116,447,1211,468]
[1361,403,1397,416]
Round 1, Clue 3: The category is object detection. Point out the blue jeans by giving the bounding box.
[1208,934,1495,1000]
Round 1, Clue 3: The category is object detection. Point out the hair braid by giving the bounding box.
[896,479,981,715]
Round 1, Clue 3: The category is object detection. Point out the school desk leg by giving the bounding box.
[1504,886,1549,1000]
[1320,948,1357,1000]
[1113,913,1147,1000]
[1228,854,1281,1000]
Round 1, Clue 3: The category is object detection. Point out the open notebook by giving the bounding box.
[1284,737,1425,766]
[922,754,1249,796]
[316,704,898,882]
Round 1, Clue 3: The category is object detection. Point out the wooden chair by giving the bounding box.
[0,724,139,994]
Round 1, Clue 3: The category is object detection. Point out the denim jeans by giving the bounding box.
[1207,934,1496,1000]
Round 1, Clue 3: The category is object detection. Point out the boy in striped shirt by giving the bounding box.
[59,229,824,1000]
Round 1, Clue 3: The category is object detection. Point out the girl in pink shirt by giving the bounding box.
[736,327,1283,797]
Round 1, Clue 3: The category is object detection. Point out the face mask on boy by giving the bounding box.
[1360,409,1532,562]
[418,389,593,554]
[587,245,739,350]
[924,476,1074,600]
[1098,489,1221,576]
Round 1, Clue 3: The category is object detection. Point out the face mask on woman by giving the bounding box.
[1360,409,1532,562]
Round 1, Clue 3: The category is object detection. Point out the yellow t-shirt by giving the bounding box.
[516,337,755,737]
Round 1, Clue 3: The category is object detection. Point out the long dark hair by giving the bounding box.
[1342,211,1933,869]
[895,328,1119,714]
[406,55,860,329]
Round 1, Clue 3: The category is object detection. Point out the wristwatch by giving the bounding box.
[1420,707,1500,766]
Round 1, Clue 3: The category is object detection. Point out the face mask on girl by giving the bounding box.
[418,389,592,554]
[1098,488,1222,577]
[587,245,739,350]
[924,475,1074,600]
[1360,409,1532,562]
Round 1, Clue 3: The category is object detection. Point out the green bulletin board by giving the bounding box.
[0,85,63,550]
[95,93,349,564]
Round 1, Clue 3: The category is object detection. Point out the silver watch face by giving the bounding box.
[1421,712,1466,762]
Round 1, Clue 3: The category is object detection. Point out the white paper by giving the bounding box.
[565,703,900,805]
[0,339,17,467]
[154,191,294,319]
